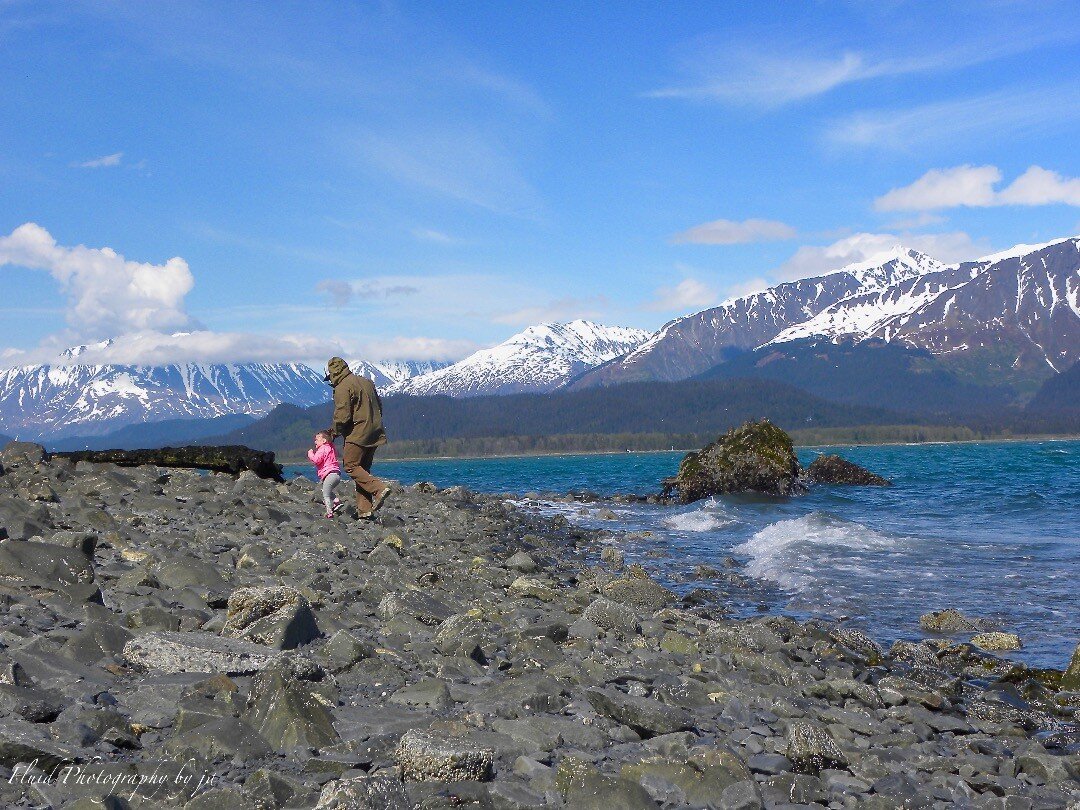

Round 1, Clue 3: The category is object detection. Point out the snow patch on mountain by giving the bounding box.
[391,320,651,397]
[769,237,1080,371]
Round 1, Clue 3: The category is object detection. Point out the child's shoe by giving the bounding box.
[332,499,346,514]
[325,512,334,519]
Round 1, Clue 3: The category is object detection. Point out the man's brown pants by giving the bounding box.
[342,442,386,513]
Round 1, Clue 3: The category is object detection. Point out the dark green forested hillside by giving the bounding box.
[209,376,919,459]
[1026,360,1080,416]
[695,339,1018,416]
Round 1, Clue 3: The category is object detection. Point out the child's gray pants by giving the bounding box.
[320,472,341,513]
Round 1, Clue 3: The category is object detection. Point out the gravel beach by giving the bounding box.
[0,441,1077,809]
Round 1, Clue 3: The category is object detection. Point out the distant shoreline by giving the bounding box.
[278,433,1080,465]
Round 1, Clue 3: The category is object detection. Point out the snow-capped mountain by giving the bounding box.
[347,359,451,389]
[391,320,652,397]
[568,247,944,389]
[771,237,1080,372]
[0,362,332,440]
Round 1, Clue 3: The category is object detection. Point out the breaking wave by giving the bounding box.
[661,499,741,532]
[734,511,901,593]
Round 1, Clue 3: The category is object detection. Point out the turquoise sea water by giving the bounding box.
[286,440,1080,668]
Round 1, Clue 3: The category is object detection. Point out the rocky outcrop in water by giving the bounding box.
[662,419,804,502]
[663,421,892,502]
[55,445,284,481]
[0,440,1077,808]
[806,454,892,486]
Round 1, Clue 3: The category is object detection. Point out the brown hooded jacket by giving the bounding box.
[326,357,387,447]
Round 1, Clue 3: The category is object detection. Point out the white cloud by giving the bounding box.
[649,51,872,106]
[876,165,1080,211]
[74,152,123,168]
[357,126,540,216]
[0,222,193,337]
[827,85,1080,149]
[358,336,478,362]
[0,224,473,367]
[316,279,420,308]
[774,231,991,282]
[493,296,607,326]
[646,24,1080,108]
[646,278,717,313]
[411,227,461,244]
[997,166,1080,206]
[672,218,797,245]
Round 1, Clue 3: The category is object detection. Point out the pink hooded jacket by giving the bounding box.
[307,443,340,480]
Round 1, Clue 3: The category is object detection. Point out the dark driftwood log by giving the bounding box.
[55,445,284,482]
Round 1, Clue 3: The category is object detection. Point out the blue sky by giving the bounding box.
[1,0,1078,366]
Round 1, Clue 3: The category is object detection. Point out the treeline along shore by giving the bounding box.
[202,374,1080,462]
[0,439,1078,808]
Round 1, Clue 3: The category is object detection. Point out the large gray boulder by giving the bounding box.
[661,419,804,502]
[245,668,339,751]
[0,539,95,591]
[222,585,319,649]
[124,631,273,675]
[0,498,53,541]
[586,687,692,737]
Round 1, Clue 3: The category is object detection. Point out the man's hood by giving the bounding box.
[325,357,352,386]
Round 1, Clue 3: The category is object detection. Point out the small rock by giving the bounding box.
[785,721,848,774]
[919,608,992,633]
[314,776,411,809]
[970,631,1022,651]
[583,597,640,638]
[506,550,538,573]
[395,728,493,782]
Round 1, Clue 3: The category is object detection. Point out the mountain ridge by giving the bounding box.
[390,320,651,397]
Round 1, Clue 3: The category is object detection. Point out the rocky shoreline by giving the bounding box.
[0,441,1078,809]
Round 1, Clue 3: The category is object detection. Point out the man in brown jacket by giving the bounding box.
[325,357,389,517]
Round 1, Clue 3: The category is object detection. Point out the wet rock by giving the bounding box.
[124,631,273,675]
[315,775,411,809]
[586,687,692,737]
[830,626,885,664]
[785,721,848,774]
[396,727,494,782]
[661,419,804,502]
[919,608,993,633]
[805,454,891,486]
[600,577,676,611]
[222,585,319,649]
[971,631,1022,651]
[1060,642,1080,690]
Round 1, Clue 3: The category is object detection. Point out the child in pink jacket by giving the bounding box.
[307,431,343,518]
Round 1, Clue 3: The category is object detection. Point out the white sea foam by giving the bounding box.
[661,500,740,532]
[734,512,899,592]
